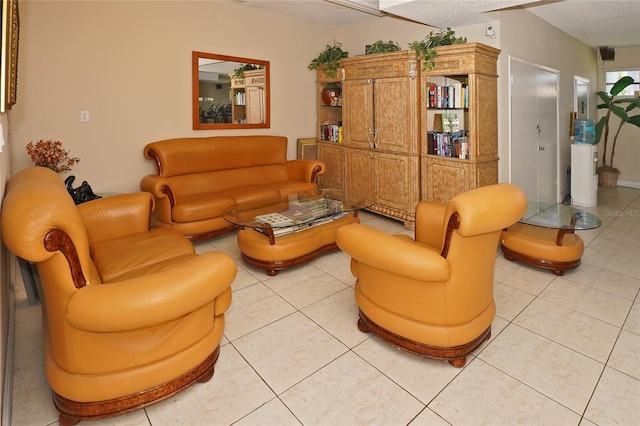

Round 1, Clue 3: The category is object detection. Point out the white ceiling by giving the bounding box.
[230,0,640,48]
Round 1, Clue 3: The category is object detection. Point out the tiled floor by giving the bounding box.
[10,186,640,426]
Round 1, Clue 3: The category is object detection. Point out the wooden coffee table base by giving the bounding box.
[241,243,340,276]
[236,213,359,275]
[501,244,581,276]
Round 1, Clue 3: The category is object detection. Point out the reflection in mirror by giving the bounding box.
[192,52,270,130]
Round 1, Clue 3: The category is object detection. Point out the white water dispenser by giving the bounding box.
[571,143,598,207]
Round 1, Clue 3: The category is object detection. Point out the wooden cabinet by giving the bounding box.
[340,51,421,228]
[316,68,345,194]
[420,43,500,204]
[230,69,266,124]
[315,43,500,228]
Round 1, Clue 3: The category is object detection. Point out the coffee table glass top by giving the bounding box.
[224,189,371,236]
[520,200,601,230]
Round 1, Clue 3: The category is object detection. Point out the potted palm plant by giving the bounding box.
[595,75,640,186]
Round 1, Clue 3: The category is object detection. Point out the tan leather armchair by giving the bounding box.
[1,167,236,425]
[336,184,527,367]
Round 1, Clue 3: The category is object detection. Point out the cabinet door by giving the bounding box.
[246,86,264,124]
[343,79,374,150]
[375,152,418,213]
[317,142,344,190]
[344,147,375,203]
[374,77,417,155]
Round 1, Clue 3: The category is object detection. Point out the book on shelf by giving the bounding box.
[426,81,468,109]
[234,91,246,106]
[320,121,342,142]
[427,130,470,159]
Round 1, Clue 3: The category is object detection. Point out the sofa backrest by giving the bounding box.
[144,135,288,177]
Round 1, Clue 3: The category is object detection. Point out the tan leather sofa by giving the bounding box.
[1,167,236,425]
[336,183,527,367]
[140,135,326,241]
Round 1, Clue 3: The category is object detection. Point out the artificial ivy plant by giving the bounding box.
[308,41,349,78]
[365,40,401,55]
[409,28,467,71]
[233,63,262,78]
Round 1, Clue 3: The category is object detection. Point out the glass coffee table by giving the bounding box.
[224,189,370,275]
[500,201,601,275]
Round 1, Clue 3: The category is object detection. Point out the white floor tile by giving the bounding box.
[429,360,581,425]
[539,278,633,327]
[608,329,640,380]
[513,297,620,362]
[584,366,640,426]
[280,351,424,426]
[145,345,275,425]
[232,312,348,394]
[478,324,604,413]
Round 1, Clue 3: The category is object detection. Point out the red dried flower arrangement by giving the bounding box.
[26,139,80,173]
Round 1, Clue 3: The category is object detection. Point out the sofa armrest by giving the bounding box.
[77,192,154,244]
[286,159,326,183]
[140,174,175,224]
[337,223,450,282]
[66,251,236,332]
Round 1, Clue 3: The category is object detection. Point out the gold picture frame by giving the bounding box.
[1,0,19,113]
[296,138,317,159]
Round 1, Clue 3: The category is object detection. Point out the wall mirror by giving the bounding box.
[192,51,270,130]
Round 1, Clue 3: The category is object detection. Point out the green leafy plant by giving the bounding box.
[233,63,262,78]
[595,75,640,172]
[308,41,349,78]
[409,28,466,71]
[365,40,400,55]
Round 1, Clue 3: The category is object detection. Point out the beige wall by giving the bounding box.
[597,46,640,186]
[11,0,342,192]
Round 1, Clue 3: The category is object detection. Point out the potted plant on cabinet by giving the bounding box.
[595,75,640,187]
[365,40,400,55]
[409,27,466,71]
[308,41,349,79]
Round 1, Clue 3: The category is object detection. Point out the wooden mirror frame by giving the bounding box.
[192,51,270,130]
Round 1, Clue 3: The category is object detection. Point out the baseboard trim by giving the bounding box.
[617,179,640,189]
[2,280,15,425]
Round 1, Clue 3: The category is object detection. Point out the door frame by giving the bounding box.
[508,55,561,202]
[574,75,590,119]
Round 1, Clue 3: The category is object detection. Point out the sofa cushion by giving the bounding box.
[172,193,236,223]
[262,180,318,197]
[218,185,281,210]
[91,228,195,282]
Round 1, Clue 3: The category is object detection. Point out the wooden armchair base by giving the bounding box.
[55,346,220,426]
[357,311,490,368]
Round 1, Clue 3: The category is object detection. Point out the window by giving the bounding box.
[604,69,640,96]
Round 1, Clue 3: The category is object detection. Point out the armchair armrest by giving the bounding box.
[78,192,154,244]
[140,174,175,224]
[414,201,447,250]
[66,251,236,333]
[286,159,326,183]
[337,224,450,282]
